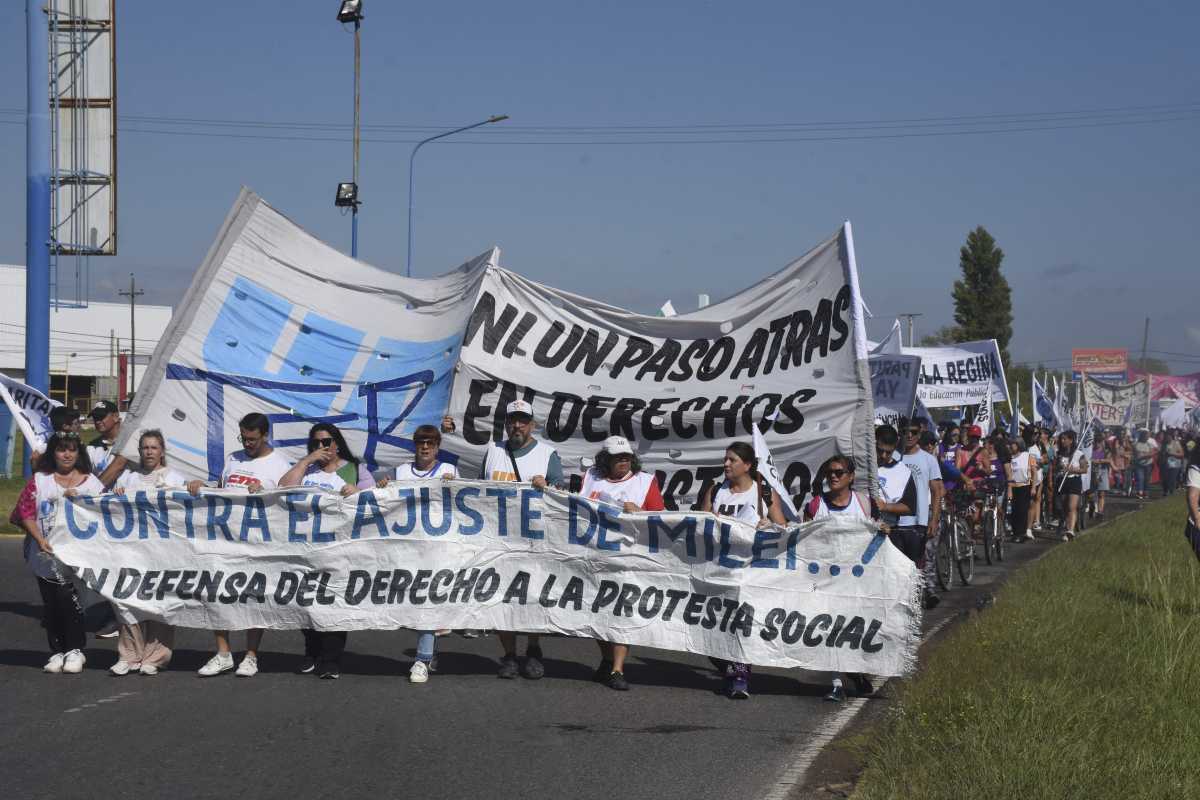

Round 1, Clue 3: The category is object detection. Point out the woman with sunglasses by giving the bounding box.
[376,424,457,684]
[108,430,187,675]
[11,432,104,673]
[281,422,375,497]
[281,423,374,679]
[804,454,877,703]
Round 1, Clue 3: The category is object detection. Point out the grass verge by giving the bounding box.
[0,431,28,534]
[852,496,1200,800]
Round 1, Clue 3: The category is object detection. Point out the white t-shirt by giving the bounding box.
[394,461,458,481]
[900,449,941,527]
[220,450,292,491]
[299,464,348,492]
[712,480,767,525]
[1009,450,1033,485]
[115,466,188,494]
[25,472,105,581]
[581,469,655,507]
[1187,464,1200,490]
[482,440,557,483]
[807,492,871,521]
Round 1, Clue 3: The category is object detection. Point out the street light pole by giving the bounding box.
[64,351,76,407]
[407,114,509,277]
[351,12,361,257]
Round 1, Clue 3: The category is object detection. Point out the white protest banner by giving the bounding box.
[752,417,800,520]
[0,371,60,451]
[1158,398,1187,429]
[1081,375,1150,429]
[870,353,921,427]
[446,221,875,508]
[48,483,921,676]
[901,339,1008,408]
[116,191,877,512]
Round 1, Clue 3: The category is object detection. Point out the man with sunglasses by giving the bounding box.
[447,399,563,680]
[86,400,121,476]
[188,412,293,678]
[900,418,944,610]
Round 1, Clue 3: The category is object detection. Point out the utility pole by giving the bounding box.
[118,274,143,404]
[898,313,923,347]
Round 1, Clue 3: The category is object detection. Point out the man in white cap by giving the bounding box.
[475,399,563,679]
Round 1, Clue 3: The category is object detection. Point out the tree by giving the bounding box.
[919,325,964,347]
[951,227,1014,365]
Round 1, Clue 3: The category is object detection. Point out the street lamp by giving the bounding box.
[334,1,364,258]
[407,115,509,277]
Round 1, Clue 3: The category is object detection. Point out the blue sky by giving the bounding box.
[1,1,1197,373]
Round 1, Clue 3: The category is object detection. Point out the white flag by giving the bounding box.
[752,417,800,521]
[0,371,60,452]
[975,392,994,435]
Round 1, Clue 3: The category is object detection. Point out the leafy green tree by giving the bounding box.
[951,226,1013,364]
[919,325,964,347]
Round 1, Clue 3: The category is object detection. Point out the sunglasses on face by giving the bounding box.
[827,469,850,478]
[414,438,439,448]
[308,437,335,450]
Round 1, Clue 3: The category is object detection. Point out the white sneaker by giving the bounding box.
[1025,529,1035,541]
[110,660,139,676]
[63,649,86,674]
[235,655,259,677]
[409,661,430,684]
[140,664,159,676]
[44,653,66,674]
[197,652,235,677]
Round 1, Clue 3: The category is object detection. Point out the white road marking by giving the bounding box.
[63,691,137,714]
[758,612,960,800]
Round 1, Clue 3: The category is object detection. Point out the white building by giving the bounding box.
[0,265,173,411]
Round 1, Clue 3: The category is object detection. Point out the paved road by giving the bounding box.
[0,494,1145,800]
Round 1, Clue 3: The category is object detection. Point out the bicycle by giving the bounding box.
[978,488,1005,565]
[935,494,974,590]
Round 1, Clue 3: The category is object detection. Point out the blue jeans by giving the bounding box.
[416,631,436,663]
[1133,464,1151,496]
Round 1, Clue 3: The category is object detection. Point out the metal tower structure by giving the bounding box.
[47,0,117,308]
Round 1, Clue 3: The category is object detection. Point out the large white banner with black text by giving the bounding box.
[902,339,1008,408]
[48,483,921,676]
[116,190,877,510]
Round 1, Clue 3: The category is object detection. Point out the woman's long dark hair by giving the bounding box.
[593,449,642,479]
[307,423,360,467]
[36,432,93,475]
[726,441,759,480]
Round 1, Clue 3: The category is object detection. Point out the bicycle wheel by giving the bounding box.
[993,509,1005,562]
[982,513,996,565]
[935,523,954,591]
[955,519,974,585]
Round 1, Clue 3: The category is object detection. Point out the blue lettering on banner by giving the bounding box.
[165,277,463,479]
[65,496,98,539]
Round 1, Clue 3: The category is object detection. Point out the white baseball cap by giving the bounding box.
[602,435,634,455]
[505,399,534,419]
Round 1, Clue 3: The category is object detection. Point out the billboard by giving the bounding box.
[1071,348,1126,382]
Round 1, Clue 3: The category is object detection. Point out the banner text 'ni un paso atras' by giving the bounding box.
[49,483,921,677]
[115,190,876,511]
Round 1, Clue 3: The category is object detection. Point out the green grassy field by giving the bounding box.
[852,496,1199,800]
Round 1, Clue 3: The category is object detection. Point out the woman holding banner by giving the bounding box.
[108,430,187,675]
[1056,431,1089,540]
[699,441,786,699]
[280,423,374,680]
[11,432,104,674]
[579,436,666,691]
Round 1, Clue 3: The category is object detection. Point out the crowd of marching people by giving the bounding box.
[15,397,1200,702]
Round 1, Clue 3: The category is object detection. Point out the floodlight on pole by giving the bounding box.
[336,0,363,23]
[407,115,509,277]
